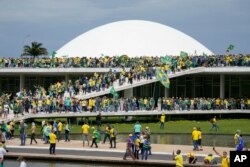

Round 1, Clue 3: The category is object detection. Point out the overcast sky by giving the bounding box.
[0,0,249,57]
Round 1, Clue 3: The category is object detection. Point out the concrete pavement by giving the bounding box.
[4,138,233,166]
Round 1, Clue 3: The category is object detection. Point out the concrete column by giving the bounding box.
[20,74,25,91]
[65,74,69,83]
[220,74,225,99]
[124,88,133,98]
[164,88,170,98]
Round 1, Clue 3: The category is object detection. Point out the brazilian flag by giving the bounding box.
[156,69,170,88]
[180,51,188,60]
[160,56,172,64]
[226,44,234,52]
[110,86,119,98]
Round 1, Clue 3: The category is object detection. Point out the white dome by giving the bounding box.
[56,20,213,57]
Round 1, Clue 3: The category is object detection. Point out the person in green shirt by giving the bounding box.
[90,127,99,148]
[149,98,155,110]
[138,98,143,110]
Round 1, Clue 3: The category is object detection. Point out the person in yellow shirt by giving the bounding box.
[109,125,117,148]
[213,147,229,167]
[173,149,183,167]
[192,127,199,151]
[88,99,93,112]
[81,122,90,147]
[160,113,165,129]
[103,124,111,144]
[134,135,140,159]
[31,99,37,114]
[210,116,218,132]
[57,120,63,142]
[204,154,217,165]
[234,130,240,146]
[45,98,51,113]
[215,98,221,109]
[143,98,148,110]
[247,98,250,109]
[187,152,197,164]
[197,127,203,151]
[49,130,57,155]
[92,99,96,112]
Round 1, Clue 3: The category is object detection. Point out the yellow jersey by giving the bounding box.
[221,157,230,167]
[135,138,140,146]
[160,115,165,122]
[175,154,183,167]
[197,131,202,139]
[49,133,57,144]
[110,128,115,138]
[58,122,63,132]
[205,155,214,163]
[192,130,199,140]
[82,124,90,134]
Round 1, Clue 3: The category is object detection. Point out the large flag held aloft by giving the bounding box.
[226,44,235,52]
[160,56,172,64]
[110,86,118,98]
[156,69,170,88]
[180,51,188,60]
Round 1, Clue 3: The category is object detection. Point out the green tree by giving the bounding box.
[21,41,48,58]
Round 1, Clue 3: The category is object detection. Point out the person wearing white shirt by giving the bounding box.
[17,156,27,167]
[0,143,7,167]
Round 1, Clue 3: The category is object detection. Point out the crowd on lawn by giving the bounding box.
[0,54,250,68]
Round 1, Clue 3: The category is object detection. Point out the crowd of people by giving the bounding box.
[0,54,249,69]
[0,54,249,166]
[1,94,250,119]
[0,112,247,167]
[0,54,250,119]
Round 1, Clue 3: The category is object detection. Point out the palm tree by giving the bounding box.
[21,41,48,58]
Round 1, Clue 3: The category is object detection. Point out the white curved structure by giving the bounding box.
[56,20,213,57]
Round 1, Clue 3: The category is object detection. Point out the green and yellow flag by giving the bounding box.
[180,51,188,60]
[160,56,172,64]
[226,44,235,52]
[156,69,170,88]
[110,86,119,98]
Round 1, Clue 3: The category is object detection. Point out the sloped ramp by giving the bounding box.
[75,67,205,99]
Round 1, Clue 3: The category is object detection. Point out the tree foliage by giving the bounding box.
[21,41,48,58]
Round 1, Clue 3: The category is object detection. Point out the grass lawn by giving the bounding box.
[111,119,250,135]
[15,118,250,135]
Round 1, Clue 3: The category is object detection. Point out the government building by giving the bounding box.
[0,20,249,99]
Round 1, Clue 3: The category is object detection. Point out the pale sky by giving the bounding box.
[0,0,249,57]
